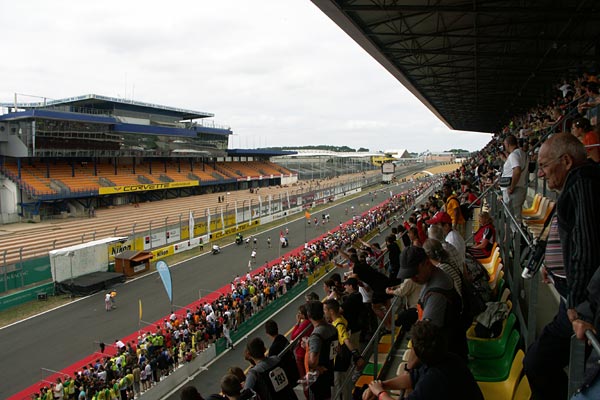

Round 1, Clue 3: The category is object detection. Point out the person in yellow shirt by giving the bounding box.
[442,183,465,238]
[324,299,365,400]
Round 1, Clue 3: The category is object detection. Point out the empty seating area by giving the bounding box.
[0,160,297,195]
[1,162,57,195]
[256,160,292,175]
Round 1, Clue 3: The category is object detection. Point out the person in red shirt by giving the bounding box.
[467,212,496,259]
[291,304,313,398]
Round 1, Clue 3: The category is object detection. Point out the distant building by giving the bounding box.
[384,149,410,159]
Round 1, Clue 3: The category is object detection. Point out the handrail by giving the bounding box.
[568,330,600,399]
[468,176,500,209]
[332,291,402,400]
[277,320,312,358]
[497,194,534,249]
[586,329,600,356]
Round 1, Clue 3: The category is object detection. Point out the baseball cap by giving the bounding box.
[427,211,452,225]
[398,246,427,279]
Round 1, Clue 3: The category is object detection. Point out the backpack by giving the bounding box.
[462,254,493,321]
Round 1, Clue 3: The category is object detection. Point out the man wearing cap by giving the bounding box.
[427,211,465,267]
[398,246,467,360]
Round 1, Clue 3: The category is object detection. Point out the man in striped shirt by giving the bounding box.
[524,133,600,400]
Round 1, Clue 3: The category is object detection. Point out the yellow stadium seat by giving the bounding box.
[522,194,542,216]
[481,248,501,276]
[523,198,549,221]
[477,350,525,400]
[378,342,392,354]
[478,243,499,266]
[513,375,531,400]
[354,375,373,388]
[488,262,503,286]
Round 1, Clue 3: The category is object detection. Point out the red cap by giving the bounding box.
[428,211,452,225]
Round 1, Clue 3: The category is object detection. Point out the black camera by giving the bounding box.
[522,240,547,279]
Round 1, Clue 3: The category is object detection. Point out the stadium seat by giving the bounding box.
[477,350,526,400]
[478,243,499,266]
[469,329,520,382]
[521,194,542,216]
[354,374,374,388]
[513,375,532,400]
[493,276,506,300]
[378,342,392,354]
[488,261,504,287]
[362,362,384,376]
[524,200,554,225]
[481,248,501,276]
[467,313,517,359]
[380,327,402,344]
[522,197,550,221]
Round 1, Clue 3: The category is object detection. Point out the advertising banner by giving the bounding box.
[99,180,199,195]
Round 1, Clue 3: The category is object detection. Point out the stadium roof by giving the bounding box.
[227,149,297,157]
[1,94,214,120]
[282,149,383,158]
[311,0,600,133]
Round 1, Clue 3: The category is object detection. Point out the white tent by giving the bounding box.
[49,237,128,283]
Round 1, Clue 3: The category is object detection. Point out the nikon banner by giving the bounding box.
[99,180,199,195]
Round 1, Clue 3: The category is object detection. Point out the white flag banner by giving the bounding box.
[206,208,211,238]
[189,210,195,239]
[220,207,225,234]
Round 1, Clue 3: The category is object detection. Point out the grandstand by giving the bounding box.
[307,2,600,399]
[0,94,297,222]
[272,149,381,180]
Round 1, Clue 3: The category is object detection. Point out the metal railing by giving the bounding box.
[569,331,600,398]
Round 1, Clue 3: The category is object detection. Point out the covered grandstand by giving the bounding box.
[0,94,296,221]
[272,149,389,179]
[310,1,600,399]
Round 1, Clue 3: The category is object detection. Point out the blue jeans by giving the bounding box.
[572,377,600,399]
[523,300,572,400]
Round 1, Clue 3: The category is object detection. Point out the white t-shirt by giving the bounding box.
[502,148,527,189]
[445,230,466,267]
[358,282,373,303]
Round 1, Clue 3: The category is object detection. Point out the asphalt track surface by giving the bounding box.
[1,179,417,399]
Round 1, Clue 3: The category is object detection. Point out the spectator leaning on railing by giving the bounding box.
[361,321,483,400]
[524,133,600,400]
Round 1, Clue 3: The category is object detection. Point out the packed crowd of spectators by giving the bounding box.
[174,68,600,400]
[32,177,437,400]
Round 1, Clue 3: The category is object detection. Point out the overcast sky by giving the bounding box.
[0,0,492,153]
